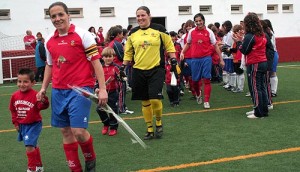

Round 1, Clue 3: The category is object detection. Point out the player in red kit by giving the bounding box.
[180,13,224,109]
[36,2,108,172]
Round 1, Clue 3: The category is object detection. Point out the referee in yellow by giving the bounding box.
[121,6,176,140]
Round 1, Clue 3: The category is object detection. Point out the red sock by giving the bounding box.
[35,147,42,167]
[78,136,96,162]
[188,78,196,95]
[203,79,211,102]
[192,80,201,97]
[63,142,82,172]
[26,150,37,171]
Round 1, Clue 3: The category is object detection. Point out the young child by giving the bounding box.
[95,47,123,136]
[229,24,245,93]
[169,31,184,96]
[9,68,49,172]
[165,57,181,107]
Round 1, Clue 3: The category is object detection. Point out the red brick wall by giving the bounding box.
[2,50,35,79]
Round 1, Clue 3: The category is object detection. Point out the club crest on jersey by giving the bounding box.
[197,39,203,44]
[70,40,75,46]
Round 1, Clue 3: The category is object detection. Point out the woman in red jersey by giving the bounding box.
[36,2,108,171]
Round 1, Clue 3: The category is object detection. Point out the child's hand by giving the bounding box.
[36,89,46,102]
[14,125,19,132]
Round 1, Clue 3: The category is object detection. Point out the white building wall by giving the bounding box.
[0,0,299,40]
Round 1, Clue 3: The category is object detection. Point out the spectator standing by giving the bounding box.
[234,12,269,119]
[220,21,235,91]
[34,32,46,82]
[88,26,100,45]
[97,26,105,46]
[24,30,36,50]
[229,24,246,93]
[264,19,279,97]
[106,26,134,114]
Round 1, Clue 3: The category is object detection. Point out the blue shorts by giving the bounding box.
[18,121,42,147]
[51,87,92,128]
[272,51,279,72]
[186,56,212,81]
[223,59,234,73]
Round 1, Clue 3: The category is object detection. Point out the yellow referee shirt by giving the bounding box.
[124,23,176,70]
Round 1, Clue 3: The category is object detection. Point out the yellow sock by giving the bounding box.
[150,99,163,126]
[142,100,153,132]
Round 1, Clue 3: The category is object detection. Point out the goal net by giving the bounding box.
[0,32,36,84]
[0,32,26,51]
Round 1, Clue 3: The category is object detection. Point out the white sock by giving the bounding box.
[270,76,278,94]
[237,74,245,90]
[231,73,237,88]
[223,72,229,84]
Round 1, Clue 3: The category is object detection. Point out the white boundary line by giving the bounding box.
[277,64,300,67]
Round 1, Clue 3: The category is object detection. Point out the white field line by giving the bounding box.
[277,64,300,67]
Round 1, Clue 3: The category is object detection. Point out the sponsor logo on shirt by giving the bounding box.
[58,40,68,45]
[140,41,151,49]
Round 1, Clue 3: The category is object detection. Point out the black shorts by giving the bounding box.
[131,66,165,100]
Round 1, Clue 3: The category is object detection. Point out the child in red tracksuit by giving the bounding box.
[9,68,49,172]
[95,47,123,136]
[170,31,185,96]
[165,58,181,107]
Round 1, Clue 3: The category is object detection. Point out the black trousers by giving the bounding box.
[96,90,119,129]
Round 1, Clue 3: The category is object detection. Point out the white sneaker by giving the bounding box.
[245,92,251,97]
[36,166,44,172]
[268,104,273,110]
[223,84,230,88]
[247,114,259,119]
[246,110,254,116]
[180,90,184,96]
[196,96,202,104]
[122,109,134,114]
[232,88,244,93]
[203,102,210,109]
